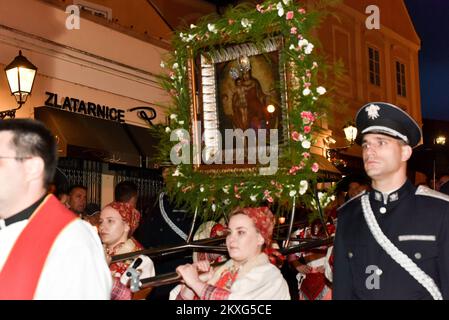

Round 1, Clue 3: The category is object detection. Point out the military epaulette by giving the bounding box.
[337,190,366,211]
[415,185,449,202]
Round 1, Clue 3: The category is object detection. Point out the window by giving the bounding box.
[396,61,407,97]
[368,47,380,86]
[74,0,112,20]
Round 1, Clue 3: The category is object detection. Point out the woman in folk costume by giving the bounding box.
[288,218,335,300]
[192,220,228,265]
[99,201,154,300]
[170,207,290,300]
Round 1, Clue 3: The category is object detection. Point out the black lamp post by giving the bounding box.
[2,50,37,119]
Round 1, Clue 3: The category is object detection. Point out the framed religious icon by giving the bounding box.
[189,36,289,171]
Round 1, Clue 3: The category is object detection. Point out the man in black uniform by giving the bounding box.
[333,102,449,300]
[134,167,197,299]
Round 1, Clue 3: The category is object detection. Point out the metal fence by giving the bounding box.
[58,158,102,205]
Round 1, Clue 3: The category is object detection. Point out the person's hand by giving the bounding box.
[194,260,214,282]
[194,260,211,273]
[176,264,202,288]
[135,255,155,279]
[120,255,155,286]
[296,264,312,274]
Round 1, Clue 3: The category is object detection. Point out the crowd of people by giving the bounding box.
[2,100,449,300]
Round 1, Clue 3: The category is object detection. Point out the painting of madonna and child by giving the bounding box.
[215,52,285,158]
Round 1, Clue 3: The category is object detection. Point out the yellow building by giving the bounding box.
[317,0,421,166]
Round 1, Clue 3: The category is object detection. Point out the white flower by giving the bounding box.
[160,61,165,68]
[200,186,204,192]
[223,185,230,194]
[302,88,311,96]
[282,0,291,5]
[165,127,171,133]
[177,182,182,188]
[207,23,217,34]
[298,39,309,48]
[187,34,195,42]
[289,190,297,197]
[277,2,284,16]
[173,63,179,69]
[172,168,180,176]
[366,104,380,120]
[250,194,257,202]
[289,44,296,50]
[178,120,185,125]
[223,199,230,205]
[316,86,326,95]
[301,140,311,149]
[304,43,314,54]
[299,180,308,195]
[241,18,252,28]
[190,24,197,29]
[170,114,178,120]
[211,204,216,212]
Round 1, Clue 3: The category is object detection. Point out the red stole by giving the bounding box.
[0,195,77,300]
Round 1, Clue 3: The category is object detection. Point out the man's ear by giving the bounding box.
[24,157,45,184]
[401,144,412,162]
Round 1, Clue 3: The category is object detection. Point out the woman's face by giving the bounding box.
[98,206,129,247]
[226,214,264,265]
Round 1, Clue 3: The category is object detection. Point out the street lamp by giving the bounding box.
[2,50,37,119]
[326,122,358,167]
[343,122,357,145]
[435,135,446,145]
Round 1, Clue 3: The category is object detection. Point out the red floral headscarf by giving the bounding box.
[230,207,275,247]
[230,207,285,267]
[108,201,141,235]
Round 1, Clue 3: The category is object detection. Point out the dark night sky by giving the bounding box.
[405,0,449,120]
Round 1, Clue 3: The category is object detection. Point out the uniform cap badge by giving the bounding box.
[365,104,380,120]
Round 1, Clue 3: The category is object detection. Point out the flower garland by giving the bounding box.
[154,0,337,219]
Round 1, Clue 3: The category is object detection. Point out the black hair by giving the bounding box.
[114,180,138,202]
[0,119,57,188]
[68,184,87,195]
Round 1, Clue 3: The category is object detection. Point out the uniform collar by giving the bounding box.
[0,195,46,229]
[370,180,415,205]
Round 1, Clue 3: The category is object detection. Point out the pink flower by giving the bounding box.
[311,162,319,173]
[290,27,297,34]
[263,190,273,203]
[286,11,294,20]
[256,4,263,12]
[228,19,235,25]
[289,166,300,175]
[304,126,311,134]
[302,152,310,159]
[298,8,306,14]
[291,131,300,141]
[301,111,316,122]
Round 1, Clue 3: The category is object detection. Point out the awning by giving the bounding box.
[34,106,159,168]
[312,154,342,181]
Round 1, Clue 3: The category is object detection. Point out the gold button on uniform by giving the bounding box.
[415,252,422,260]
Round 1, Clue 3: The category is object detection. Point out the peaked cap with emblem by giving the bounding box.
[355,102,422,147]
